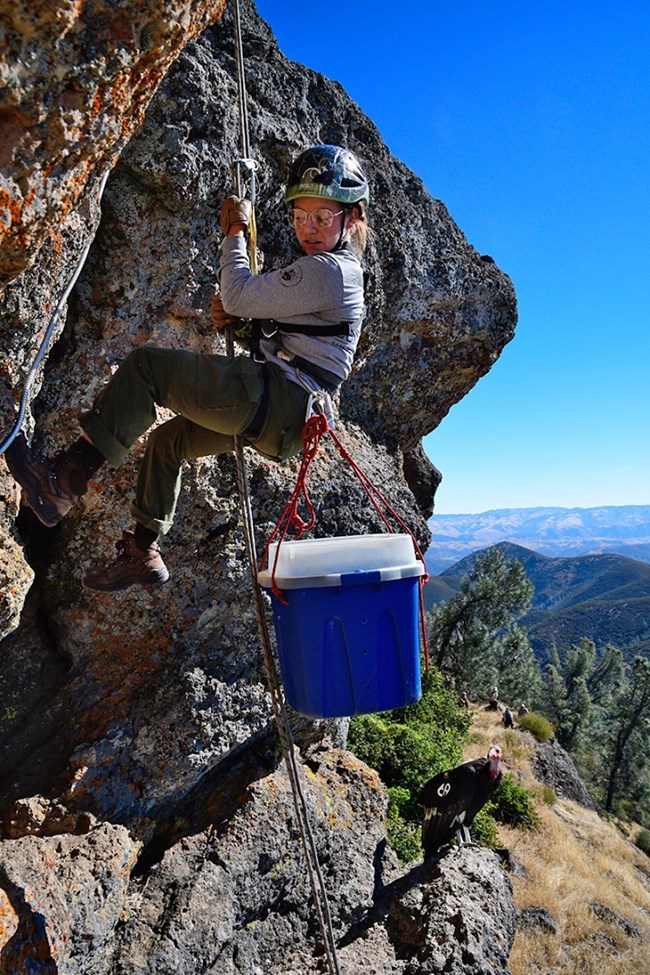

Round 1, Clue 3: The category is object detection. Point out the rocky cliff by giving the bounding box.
[0,2,518,972]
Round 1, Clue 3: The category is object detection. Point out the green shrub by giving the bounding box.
[539,784,558,806]
[612,798,650,829]
[348,669,473,861]
[347,713,394,778]
[637,806,650,830]
[470,807,500,847]
[387,787,422,862]
[490,774,540,829]
[387,785,411,817]
[636,829,650,857]
[348,669,471,800]
[518,711,554,742]
[386,816,422,863]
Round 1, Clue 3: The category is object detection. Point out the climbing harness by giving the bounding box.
[0,170,110,457]
[246,318,348,394]
[227,3,342,973]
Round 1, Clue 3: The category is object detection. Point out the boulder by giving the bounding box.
[532,739,599,811]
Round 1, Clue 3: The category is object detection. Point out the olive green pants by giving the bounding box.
[80,346,309,534]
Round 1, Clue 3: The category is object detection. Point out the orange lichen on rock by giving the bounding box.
[0,887,19,949]
[0,0,228,290]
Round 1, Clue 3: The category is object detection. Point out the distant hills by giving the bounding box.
[422,541,650,664]
[425,505,650,574]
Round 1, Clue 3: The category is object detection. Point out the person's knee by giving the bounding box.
[125,344,170,375]
[146,417,191,463]
[130,345,157,374]
[146,418,174,450]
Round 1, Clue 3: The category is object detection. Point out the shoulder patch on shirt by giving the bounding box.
[280,266,303,287]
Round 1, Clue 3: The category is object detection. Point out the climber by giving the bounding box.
[502,707,514,729]
[5,145,369,593]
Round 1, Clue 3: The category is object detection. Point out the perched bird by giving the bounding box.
[421,745,503,857]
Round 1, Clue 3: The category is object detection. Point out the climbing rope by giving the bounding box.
[227,3,342,972]
[231,0,258,275]
[0,169,110,457]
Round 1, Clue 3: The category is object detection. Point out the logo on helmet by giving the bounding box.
[300,153,336,185]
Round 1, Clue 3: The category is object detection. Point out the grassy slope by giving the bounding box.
[464,705,650,975]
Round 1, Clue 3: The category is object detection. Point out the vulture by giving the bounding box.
[421,745,503,857]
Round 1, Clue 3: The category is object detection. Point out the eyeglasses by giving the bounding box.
[286,206,345,229]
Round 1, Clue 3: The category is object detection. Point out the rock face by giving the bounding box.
[0,0,228,288]
[0,2,518,971]
[532,739,600,811]
[0,752,515,975]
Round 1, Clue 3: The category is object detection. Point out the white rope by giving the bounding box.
[228,3,342,972]
[0,169,110,456]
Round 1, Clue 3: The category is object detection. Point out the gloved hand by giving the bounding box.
[220,195,252,235]
[211,291,237,331]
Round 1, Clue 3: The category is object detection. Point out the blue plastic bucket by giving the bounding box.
[258,535,424,718]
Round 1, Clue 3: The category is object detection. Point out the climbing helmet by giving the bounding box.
[284,145,369,206]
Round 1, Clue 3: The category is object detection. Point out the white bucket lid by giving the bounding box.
[257,533,425,590]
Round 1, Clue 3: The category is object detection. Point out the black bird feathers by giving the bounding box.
[421,745,503,857]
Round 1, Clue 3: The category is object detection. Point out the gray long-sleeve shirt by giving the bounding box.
[218,235,365,390]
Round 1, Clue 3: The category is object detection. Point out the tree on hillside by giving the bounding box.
[539,640,650,819]
[542,639,624,751]
[491,623,542,706]
[600,656,650,813]
[588,643,626,704]
[426,548,539,701]
[541,645,573,739]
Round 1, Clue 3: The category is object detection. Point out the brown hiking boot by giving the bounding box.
[4,433,81,527]
[82,530,170,593]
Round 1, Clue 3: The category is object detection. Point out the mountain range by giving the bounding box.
[425,505,650,574]
[423,541,650,664]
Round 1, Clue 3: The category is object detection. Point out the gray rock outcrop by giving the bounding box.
[1,2,518,971]
[0,751,515,974]
[516,905,557,935]
[532,739,600,811]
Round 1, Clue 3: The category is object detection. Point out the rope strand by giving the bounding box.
[0,169,110,456]
[228,5,342,972]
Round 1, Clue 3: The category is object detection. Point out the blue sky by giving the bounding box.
[255,1,650,514]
